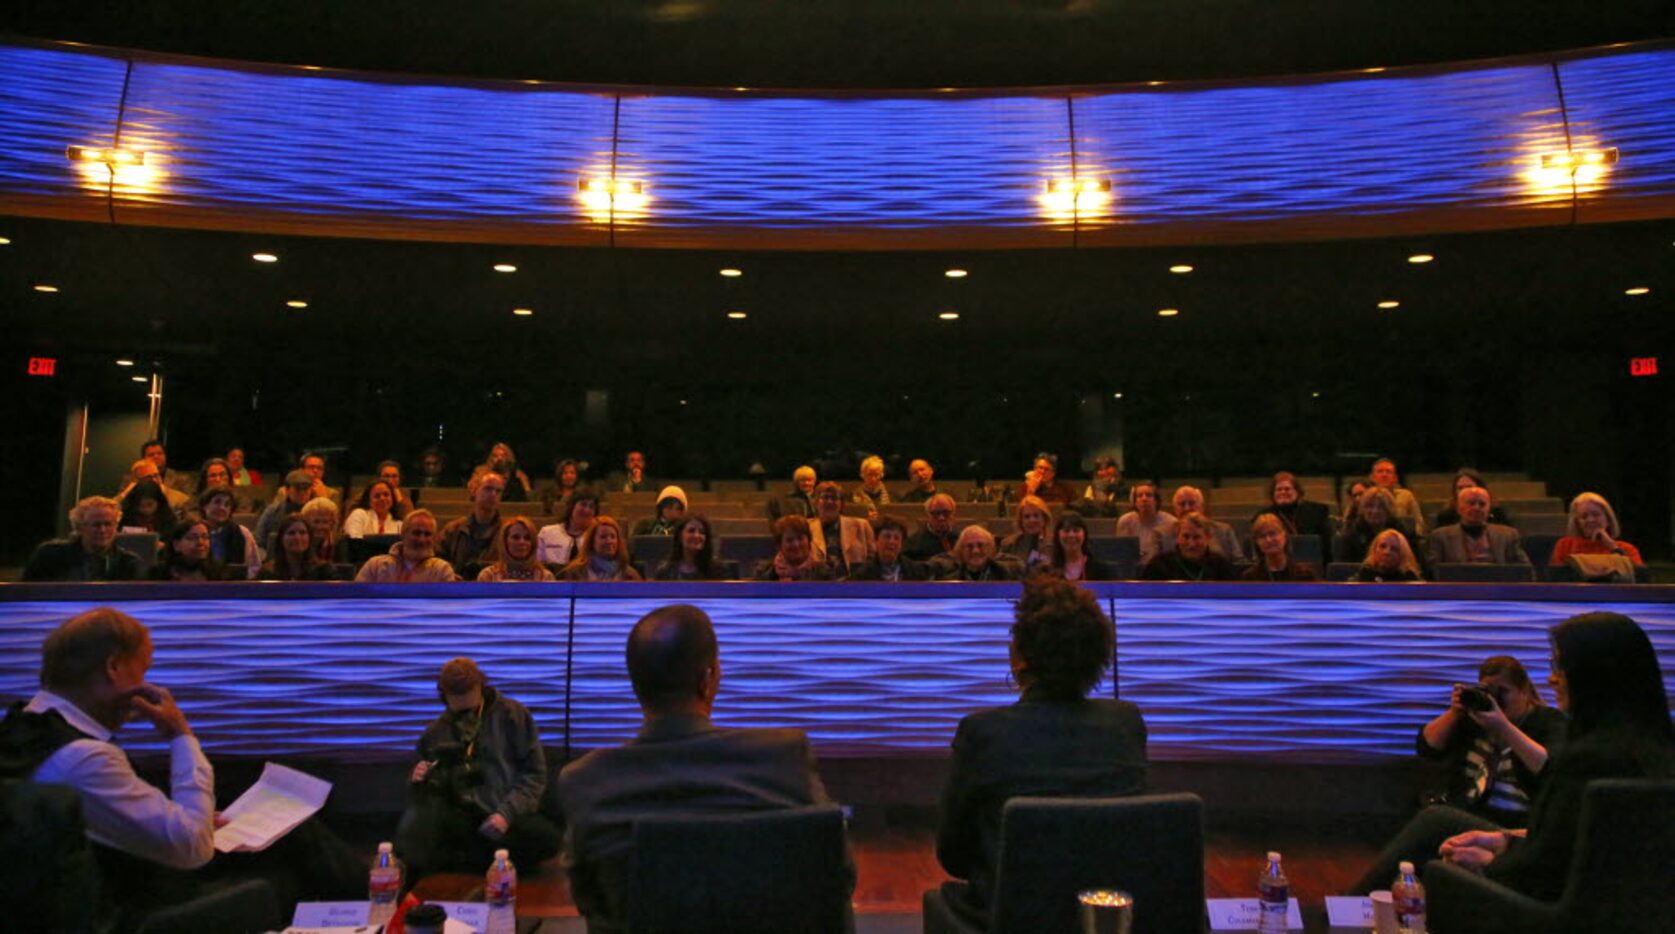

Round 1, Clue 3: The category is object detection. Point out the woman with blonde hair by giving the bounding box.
[998,495,1052,571]
[1549,491,1643,569]
[558,515,641,581]
[1354,527,1424,582]
[477,516,556,582]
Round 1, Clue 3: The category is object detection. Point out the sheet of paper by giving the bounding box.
[431,901,489,931]
[214,761,332,853]
[1325,895,1375,928]
[1206,897,1304,930]
[291,902,370,927]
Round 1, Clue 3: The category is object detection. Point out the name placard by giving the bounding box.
[1324,895,1375,928]
[1206,897,1303,930]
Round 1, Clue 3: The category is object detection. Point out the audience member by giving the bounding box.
[141,438,195,496]
[631,486,687,536]
[1077,455,1130,517]
[538,489,600,566]
[254,469,318,556]
[1335,488,1425,576]
[1434,469,1512,528]
[1370,457,1427,535]
[618,450,652,493]
[1241,513,1319,581]
[754,516,837,581]
[1426,487,1532,567]
[226,446,261,486]
[1169,486,1241,560]
[119,457,191,517]
[355,510,458,582]
[1341,479,1370,526]
[149,518,234,582]
[118,480,174,536]
[997,494,1052,572]
[195,457,247,512]
[853,456,892,516]
[198,487,261,580]
[0,609,364,927]
[1044,511,1116,581]
[904,493,960,562]
[419,447,451,488]
[1017,452,1075,505]
[810,481,875,578]
[935,578,1147,926]
[439,471,506,573]
[1140,513,1240,581]
[541,458,583,515]
[372,459,414,519]
[652,516,726,581]
[558,604,850,932]
[768,465,819,520]
[297,451,343,506]
[1115,482,1177,566]
[1353,527,1424,582]
[343,479,404,538]
[1548,491,1644,573]
[260,514,335,581]
[850,515,932,581]
[396,658,560,880]
[559,516,642,581]
[477,517,557,582]
[474,442,533,502]
[300,497,343,564]
[938,525,1024,581]
[900,458,939,503]
[24,496,142,581]
[1252,471,1335,559]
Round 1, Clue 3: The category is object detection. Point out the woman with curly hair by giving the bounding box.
[1354,527,1425,582]
[477,516,556,582]
[934,578,1149,927]
[558,515,642,581]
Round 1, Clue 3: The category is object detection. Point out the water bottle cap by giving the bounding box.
[495,848,510,860]
[1267,851,1282,862]
[377,842,393,853]
[1399,860,1415,874]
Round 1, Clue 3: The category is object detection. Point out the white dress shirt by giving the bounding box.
[343,508,403,539]
[26,690,216,870]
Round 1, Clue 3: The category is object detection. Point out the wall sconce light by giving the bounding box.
[1046,177,1112,195]
[1539,147,1619,171]
[578,177,644,195]
[67,145,146,166]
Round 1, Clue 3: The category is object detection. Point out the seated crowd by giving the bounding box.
[23,442,1650,584]
[6,587,1668,931]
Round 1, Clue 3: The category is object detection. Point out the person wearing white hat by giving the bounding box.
[632,486,688,536]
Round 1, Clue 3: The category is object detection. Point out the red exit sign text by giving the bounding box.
[1630,357,1658,377]
[26,356,57,376]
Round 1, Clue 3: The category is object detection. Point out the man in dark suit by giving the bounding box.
[558,605,851,933]
[1427,487,1532,567]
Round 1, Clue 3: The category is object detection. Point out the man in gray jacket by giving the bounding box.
[396,658,559,879]
[1427,487,1532,568]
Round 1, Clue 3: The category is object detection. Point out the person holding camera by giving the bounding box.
[1351,655,1565,892]
[395,658,560,881]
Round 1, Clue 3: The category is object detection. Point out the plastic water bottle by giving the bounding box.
[1392,860,1427,933]
[367,841,403,926]
[1256,851,1288,934]
[485,848,517,934]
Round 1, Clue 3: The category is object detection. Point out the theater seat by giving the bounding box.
[718,535,779,569]
[1088,536,1140,579]
[1291,534,1323,568]
[923,793,1205,934]
[117,532,159,572]
[1423,779,1675,934]
[626,804,853,934]
[1433,563,1536,583]
[1326,562,1360,581]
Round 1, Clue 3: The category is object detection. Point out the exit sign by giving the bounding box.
[1630,357,1658,377]
[26,356,57,376]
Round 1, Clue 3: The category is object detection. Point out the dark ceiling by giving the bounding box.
[2,1,1671,89]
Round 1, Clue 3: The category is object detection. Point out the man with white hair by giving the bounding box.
[904,493,961,562]
[768,465,819,520]
[24,496,143,581]
[936,526,1024,581]
[1427,487,1532,567]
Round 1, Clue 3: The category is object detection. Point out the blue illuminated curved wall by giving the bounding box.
[0,41,1671,248]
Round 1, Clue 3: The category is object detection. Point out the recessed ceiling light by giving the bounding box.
[719,268,743,277]
[493,264,517,273]
[34,284,58,293]
[1157,308,1179,317]
[1112,392,1124,399]
[131,375,148,383]
[0,236,11,245]
[1169,264,1194,274]
[252,252,278,263]
[944,268,968,278]
[1624,287,1650,296]
[938,311,961,320]
[512,308,534,316]
[1378,300,1400,309]
[726,311,748,319]
[1407,253,1434,264]
[1311,391,1322,398]
[115,358,134,367]
[286,300,308,308]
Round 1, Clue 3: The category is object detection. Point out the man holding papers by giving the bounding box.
[0,607,361,927]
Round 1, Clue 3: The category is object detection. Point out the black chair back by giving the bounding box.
[1088,536,1140,579]
[116,532,159,572]
[1291,534,1323,567]
[626,804,852,934]
[632,534,672,563]
[1326,562,1360,581]
[718,535,780,568]
[1434,563,1536,583]
[348,534,400,564]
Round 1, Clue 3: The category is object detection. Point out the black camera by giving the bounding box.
[1459,684,1503,712]
[419,740,488,816]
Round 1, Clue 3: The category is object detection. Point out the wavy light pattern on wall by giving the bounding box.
[0,42,1672,247]
[0,588,1669,762]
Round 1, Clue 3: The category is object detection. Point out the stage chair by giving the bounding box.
[1433,563,1536,583]
[1422,779,1675,934]
[1326,562,1360,581]
[923,793,1205,934]
[116,531,159,572]
[625,804,853,934]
